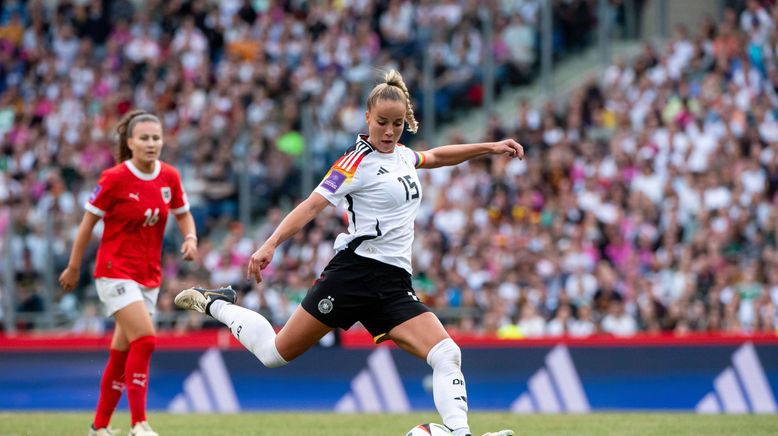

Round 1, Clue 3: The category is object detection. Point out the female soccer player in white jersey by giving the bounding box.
[175,70,522,436]
[60,110,198,436]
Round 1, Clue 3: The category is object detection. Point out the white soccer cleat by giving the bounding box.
[88,425,120,436]
[174,288,208,313]
[481,431,514,436]
[174,286,237,315]
[128,421,158,436]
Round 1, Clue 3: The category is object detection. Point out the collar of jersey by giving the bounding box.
[357,134,399,155]
[356,134,376,151]
[125,160,161,181]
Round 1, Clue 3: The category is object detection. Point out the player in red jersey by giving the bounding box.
[59,110,197,436]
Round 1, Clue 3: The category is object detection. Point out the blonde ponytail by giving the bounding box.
[366,69,419,134]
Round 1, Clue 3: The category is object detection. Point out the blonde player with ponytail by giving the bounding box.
[175,71,523,436]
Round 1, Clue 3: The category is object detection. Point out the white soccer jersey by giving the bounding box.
[314,135,425,274]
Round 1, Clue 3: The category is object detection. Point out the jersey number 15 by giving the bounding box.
[397,175,420,201]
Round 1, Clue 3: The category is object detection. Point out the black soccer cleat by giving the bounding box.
[174,285,237,316]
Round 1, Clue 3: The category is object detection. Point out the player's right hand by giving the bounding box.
[247,244,274,283]
[58,266,80,291]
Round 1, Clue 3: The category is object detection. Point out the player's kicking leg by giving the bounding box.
[175,286,287,368]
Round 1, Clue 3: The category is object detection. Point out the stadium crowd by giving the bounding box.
[3,0,778,339]
[0,0,560,330]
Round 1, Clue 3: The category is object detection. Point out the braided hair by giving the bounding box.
[366,69,419,134]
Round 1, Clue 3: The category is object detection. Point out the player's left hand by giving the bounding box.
[180,239,197,261]
[493,139,524,159]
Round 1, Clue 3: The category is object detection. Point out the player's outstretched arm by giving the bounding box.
[418,138,524,169]
[247,192,330,283]
[59,211,101,291]
[174,211,198,261]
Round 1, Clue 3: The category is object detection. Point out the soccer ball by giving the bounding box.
[406,423,452,436]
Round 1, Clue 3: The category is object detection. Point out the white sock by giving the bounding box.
[427,338,469,433]
[209,300,288,368]
[452,429,471,436]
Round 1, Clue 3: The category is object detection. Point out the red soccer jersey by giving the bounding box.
[86,160,189,288]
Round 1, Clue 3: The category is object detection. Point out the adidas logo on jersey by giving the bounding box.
[377,167,389,175]
[696,342,777,414]
[168,349,240,413]
[511,345,590,413]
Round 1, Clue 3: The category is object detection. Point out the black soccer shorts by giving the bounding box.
[301,249,430,343]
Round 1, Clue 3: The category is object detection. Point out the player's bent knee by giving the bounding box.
[426,338,461,368]
[257,342,288,368]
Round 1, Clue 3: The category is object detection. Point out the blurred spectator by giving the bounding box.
[501,14,536,85]
[570,305,597,337]
[517,303,546,338]
[546,303,574,336]
[71,302,105,334]
[601,300,637,336]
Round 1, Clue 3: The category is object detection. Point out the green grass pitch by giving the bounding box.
[1,412,777,435]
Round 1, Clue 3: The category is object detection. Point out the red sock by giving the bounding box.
[93,348,129,429]
[125,335,156,425]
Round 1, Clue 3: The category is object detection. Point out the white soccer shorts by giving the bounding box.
[95,278,159,316]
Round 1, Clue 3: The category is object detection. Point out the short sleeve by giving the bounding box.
[313,156,366,206]
[399,145,426,168]
[84,172,114,217]
[169,169,190,215]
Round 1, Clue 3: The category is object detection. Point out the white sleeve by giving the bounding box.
[313,165,365,206]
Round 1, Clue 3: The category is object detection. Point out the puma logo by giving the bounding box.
[129,192,140,201]
[132,377,147,388]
